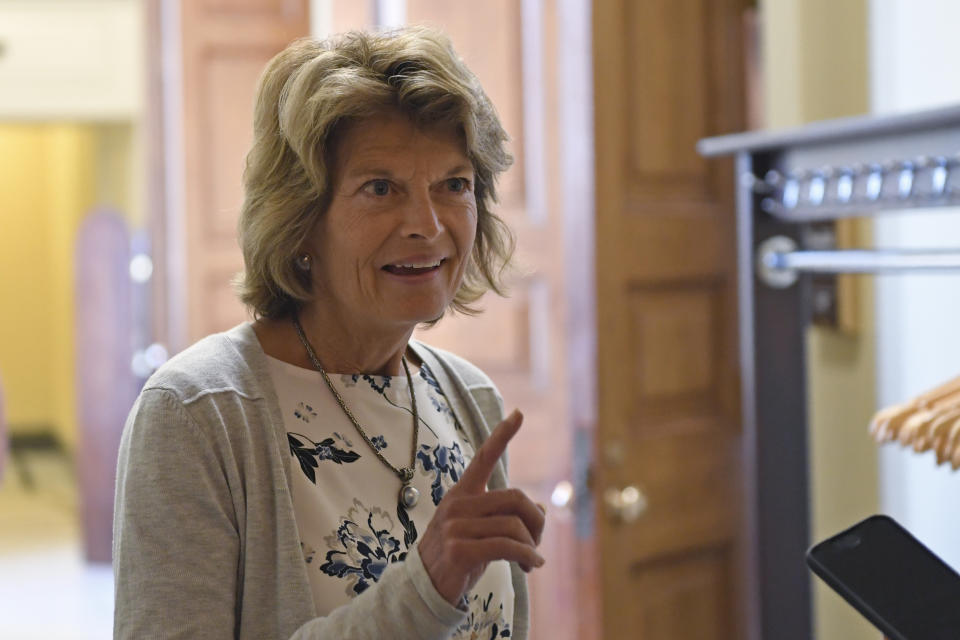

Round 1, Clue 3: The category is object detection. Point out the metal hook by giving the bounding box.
[756,236,799,289]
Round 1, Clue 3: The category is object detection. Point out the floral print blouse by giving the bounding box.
[266,354,515,639]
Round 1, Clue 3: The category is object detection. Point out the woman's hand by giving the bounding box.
[417,409,546,605]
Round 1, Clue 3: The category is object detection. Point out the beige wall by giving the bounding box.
[94,123,144,227]
[0,122,142,450]
[0,125,95,449]
[760,1,879,638]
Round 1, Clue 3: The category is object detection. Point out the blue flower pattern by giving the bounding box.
[318,500,406,596]
[288,433,360,484]
[456,592,512,639]
[294,401,318,423]
[419,363,450,414]
[417,441,468,505]
[344,373,391,395]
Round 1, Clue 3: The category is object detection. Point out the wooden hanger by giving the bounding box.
[944,416,960,469]
[869,375,960,469]
[870,403,917,442]
[897,388,960,447]
[918,406,960,453]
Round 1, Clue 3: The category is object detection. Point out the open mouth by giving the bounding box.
[382,258,445,276]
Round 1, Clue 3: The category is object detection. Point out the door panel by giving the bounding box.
[627,0,710,181]
[627,286,726,422]
[199,50,275,242]
[627,549,735,640]
[594,0,747,637]
[179,0,309,345]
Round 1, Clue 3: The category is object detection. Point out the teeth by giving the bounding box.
[391,259,442,269]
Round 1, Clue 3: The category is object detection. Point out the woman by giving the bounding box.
[113,26,545,640]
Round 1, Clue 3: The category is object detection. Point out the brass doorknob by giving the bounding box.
[603,485,648,523]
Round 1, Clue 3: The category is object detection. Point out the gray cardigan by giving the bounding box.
[113,323,529,639]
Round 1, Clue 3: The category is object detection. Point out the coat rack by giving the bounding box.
[698,104,960,640]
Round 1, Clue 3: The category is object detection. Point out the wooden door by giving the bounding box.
[593,0,748,638]
[175,0,310,349]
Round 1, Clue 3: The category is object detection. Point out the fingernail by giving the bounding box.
[509,409,522,423]
[536,555,546,567]
[536,502,546,514]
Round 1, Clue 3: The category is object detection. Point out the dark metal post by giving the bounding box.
[741,153,812,640]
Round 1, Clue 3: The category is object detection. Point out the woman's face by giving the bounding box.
[305,110,478,334]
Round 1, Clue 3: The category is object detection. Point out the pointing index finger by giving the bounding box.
[458,409,522,494]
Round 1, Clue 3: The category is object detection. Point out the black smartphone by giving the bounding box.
[806,514,960,640]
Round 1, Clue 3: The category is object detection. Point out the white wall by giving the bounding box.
[309,0,332,38]
[871,0,960,569]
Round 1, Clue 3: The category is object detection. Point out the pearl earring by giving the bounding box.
[296,253,312,272]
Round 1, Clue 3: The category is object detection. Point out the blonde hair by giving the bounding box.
[235,26,514,320]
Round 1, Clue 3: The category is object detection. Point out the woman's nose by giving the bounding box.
[400,190,444,239]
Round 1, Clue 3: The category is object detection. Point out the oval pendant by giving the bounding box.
[401,485,420,508]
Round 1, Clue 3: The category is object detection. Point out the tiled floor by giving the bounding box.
[0,454,114,639]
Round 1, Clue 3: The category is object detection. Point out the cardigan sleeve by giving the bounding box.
[113,388,467,640]
[113,388,243,639]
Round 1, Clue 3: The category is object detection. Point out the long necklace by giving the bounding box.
[293,316,421,508]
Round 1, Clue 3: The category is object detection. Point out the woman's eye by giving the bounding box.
[446,177,470,193]
[364,180,391,196]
